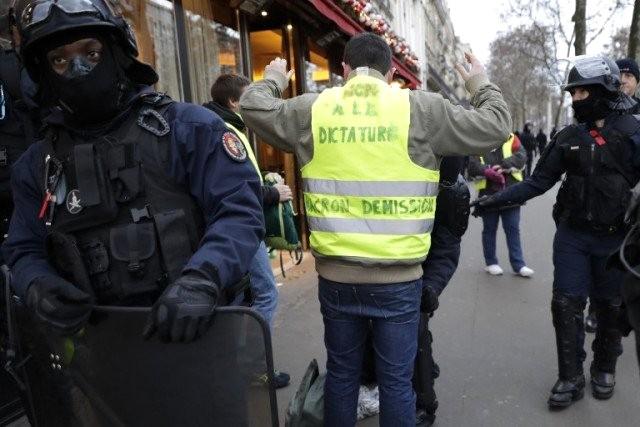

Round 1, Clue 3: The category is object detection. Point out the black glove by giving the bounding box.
[144,272,219,343]
[420,285,439,314]
[470,194,501,217]
[26,276,92,335]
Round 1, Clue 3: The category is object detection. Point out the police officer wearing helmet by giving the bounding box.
[473,55,640,408]
[2,0,263,344]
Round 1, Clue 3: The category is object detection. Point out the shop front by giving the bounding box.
[114,0,422,246]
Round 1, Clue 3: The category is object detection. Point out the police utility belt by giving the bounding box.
[38,94,240,305]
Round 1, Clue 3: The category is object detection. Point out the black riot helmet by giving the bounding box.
[10,0,157,85]
[563,55,636,112]
[563,55,621,94]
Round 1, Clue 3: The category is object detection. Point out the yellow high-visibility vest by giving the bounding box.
[475,135,523,190]
[225,121,262,183]
[302,73,440,263]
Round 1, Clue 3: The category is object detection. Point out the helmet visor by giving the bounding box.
[20,0,113,30]
[573,55,612,79]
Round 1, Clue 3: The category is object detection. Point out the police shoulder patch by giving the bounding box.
[222,132,247,162]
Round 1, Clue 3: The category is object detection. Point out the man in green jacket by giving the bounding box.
[240,33,511,426]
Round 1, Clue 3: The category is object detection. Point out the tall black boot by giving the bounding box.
[548,294,586,409]
[590,298,623,400]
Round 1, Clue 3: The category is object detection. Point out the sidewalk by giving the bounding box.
[271,186,640,426]
[269,249,309,279]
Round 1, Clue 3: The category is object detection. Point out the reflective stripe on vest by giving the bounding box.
[225,122,262,183]
[303,73,439,261]
[475,135,523,190]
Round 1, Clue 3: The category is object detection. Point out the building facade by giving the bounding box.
[424,0,468,103]
[372,0,469,103]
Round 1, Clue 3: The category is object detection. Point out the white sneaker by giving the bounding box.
[517,266,534,277]
[485,264,504,275]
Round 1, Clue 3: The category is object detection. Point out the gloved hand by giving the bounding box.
[470,194,502,217]
[624,181,640,224]
[144,272,219,343]
[421,285,439,314]
[26,276,92,335]
[483,167,506,186]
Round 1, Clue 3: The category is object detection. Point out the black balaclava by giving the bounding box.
[572,86,614,125]
[39,31,129,126]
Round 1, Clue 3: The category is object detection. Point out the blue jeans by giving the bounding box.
[319,277,421,427]
[249,241,278,327]
[481,207,526,271]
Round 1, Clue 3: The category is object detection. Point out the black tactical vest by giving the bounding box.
[43,94,204,305]
[554,114,640,232]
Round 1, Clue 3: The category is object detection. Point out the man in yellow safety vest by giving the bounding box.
[240,32,512,426]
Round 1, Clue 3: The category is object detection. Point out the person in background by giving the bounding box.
[469,134,534,277]
[616,58,639,114]
[520,123,537,177]
[536,128,548,154]
[204,73,291,388]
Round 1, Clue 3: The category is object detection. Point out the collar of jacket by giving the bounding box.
[203,101,246,132]
[347,67,387,82]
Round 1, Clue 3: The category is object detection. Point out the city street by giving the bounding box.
[272,182,640,426]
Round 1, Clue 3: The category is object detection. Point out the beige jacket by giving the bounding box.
[240,67,512,284]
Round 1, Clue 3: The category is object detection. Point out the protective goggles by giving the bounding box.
[20,0,117,30]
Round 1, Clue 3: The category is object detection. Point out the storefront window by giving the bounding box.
[116,0,183,100]
[182,0,242,105]
[305,39,343,93]
[250,29,284,172]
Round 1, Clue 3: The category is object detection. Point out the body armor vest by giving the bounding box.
[554,114,640,232]
[44,95,204,305]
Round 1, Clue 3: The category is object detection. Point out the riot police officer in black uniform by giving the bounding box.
[473,56,640,408]
[2,1,263,423]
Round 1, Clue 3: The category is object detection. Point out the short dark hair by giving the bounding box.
[343,32,392,75]
[210,74,251,108]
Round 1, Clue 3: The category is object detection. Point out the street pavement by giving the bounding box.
[272,182,640,426]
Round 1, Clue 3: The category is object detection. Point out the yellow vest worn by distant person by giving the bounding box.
[302,72,440,263]
[225,121,263,183]
[474,135,523,190]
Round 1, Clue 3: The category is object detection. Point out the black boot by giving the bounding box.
[590,298,623,400]
[548,294,586,409]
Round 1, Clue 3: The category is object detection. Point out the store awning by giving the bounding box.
[309,0,422,89]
